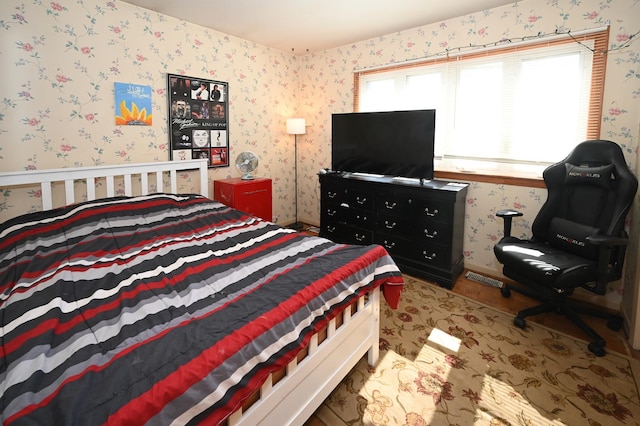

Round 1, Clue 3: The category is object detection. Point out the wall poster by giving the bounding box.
[167,73,229,168]
[114,82,152,126]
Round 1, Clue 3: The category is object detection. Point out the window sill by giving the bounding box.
[434,159,546,188]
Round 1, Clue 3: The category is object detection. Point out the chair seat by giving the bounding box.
[494,237,597,289]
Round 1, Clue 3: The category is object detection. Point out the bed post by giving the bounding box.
[368,287,381,366]
[197,160,209,197]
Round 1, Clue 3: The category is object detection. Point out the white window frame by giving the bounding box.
[356,28,608,179]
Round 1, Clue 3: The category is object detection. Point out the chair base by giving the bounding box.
[501,283,623,357]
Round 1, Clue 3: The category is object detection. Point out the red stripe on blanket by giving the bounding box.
[1,209,245,295]
[106,246,393,425]
[3,232,313,424]
[0,196,207,252]
[3,231,300,357]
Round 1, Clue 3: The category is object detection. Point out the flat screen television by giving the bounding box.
[331,109,436,179]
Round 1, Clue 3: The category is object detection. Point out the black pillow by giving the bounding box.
[564,163,613,189]
[547,217,600,260]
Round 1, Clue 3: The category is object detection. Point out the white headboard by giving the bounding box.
[0,160,209,211]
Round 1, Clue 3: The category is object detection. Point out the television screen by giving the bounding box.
[331,110,436,179]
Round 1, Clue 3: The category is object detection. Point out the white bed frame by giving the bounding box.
[0,160,381,426]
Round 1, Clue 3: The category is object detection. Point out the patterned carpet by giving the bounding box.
[313,275,640,425]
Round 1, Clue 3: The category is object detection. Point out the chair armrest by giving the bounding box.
[586,234,629,247]
[496,209,524,218]
[585,234,630,295]
[496,209,524,238]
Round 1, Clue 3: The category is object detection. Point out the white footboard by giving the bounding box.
[229,287,381,426]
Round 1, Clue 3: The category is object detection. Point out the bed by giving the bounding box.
[0,160,404,425]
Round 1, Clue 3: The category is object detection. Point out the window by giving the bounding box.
[355,29,609,178]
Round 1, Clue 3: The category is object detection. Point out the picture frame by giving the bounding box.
[114,82,153,126]
[167,74,229,168]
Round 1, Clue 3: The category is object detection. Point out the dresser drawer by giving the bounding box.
[321,185,346,205]
[411,242,450,269]
[322,185,373,209]
[321,205,347,223]
[376,192,415,215]
[322,206,373,229]
[376,211,413,235]
[320,222,373,245]
[416,220,451,246]
[415,198,453,223]
[345,188,373,210]
[374,233,413,258]
[375,233,449,269]
[347,208,374,229]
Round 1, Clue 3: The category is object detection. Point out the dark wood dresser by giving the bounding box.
[319,173,467,288]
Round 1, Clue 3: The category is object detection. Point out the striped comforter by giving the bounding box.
[0,193,403,425]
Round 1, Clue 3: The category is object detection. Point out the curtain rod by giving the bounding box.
[353,25,609,73]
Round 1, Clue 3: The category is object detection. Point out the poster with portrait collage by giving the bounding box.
[167,74,229,168]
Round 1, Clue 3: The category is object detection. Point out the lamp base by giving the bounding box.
[288,221,305,231]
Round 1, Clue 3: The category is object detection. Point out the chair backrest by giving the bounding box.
[531,140,638,261]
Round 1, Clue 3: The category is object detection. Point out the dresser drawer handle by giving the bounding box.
[327,209,337,216]
[356,196,367,205]
[328,192,337,198]
[385,201,397,209]
[327,226,336,233]
[423,251,437,260]
[355,233,366,242]
[424,207,439,217]
[383,240,395,249]
[356,214,368,221]
[385,220,396,229]
[424,229,438,238]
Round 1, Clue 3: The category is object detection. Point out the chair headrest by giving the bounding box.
[534,140,638,239]
[564,163,613,190]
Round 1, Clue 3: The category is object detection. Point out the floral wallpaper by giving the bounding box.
[0,0,301,224]
[0,1,638,317]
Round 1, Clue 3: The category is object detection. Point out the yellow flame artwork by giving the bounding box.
[116,100,152,126]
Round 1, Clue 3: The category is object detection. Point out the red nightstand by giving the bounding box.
[213,178,272,222]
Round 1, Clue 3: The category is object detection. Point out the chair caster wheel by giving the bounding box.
[607,316,623,331]
[500,286,511,298]
[588,342,606,357]
[513,316,526,329]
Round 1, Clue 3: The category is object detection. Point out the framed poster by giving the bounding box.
[167,74,229,168]
[114,82,152,126]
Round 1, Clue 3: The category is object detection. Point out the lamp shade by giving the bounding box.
[286,118,306,135]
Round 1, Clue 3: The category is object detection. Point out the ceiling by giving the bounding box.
[119,0,516,54]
